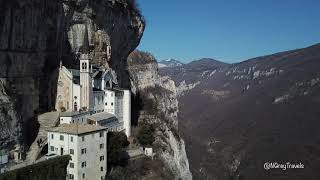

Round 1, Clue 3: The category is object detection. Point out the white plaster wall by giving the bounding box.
[115,95,123,121]
[60,113,90,125]
[47,132,79,179]
[47,130,107,180]
[72,84,81,111]
[77,131,107,180]
[93,91,104,113]
[104,90,115,114]
[56,67,73,112]
[123,90,131,137]
[60,117,72,124]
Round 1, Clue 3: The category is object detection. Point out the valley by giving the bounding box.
[160,44,320,180]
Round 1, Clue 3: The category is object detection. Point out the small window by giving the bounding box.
[51,134,54,139]
[105,102,107,106]
[82,173,85,178]
[81,162,86,168]
[100,166,103,171]
[69,174,74,179]
[100,144,104,149]
[82,136,85,142]
[99,132,104,137]
[50,146,54,151]
[70,149,74,155]
[100,156,104,161]
[111,102,113,106]
[70,163,74,168]
[60,135,64,141]
[71,136,73,142]
[81,148,86,154]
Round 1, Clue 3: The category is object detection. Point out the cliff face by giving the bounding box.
[128,51,192,179]
[0,80,21,149]
[0,0,144,149]
[64,0,145,87]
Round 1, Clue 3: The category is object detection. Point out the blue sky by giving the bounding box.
[136,0,320,63]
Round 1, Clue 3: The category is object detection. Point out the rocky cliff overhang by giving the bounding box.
[0,0,145,149]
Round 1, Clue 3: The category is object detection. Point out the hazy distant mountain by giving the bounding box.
[160,44,320,180]
[158,58,184,68]
[188,58,228,67]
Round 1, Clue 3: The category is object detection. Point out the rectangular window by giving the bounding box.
[60,135,64,141]
[70,163,74,168]
[99,132,104,137]
[100,156,104,161]
[51,134,54,139]
[81,161,86,168]
[71,136,73,142]
[100,166,103,171]
[50,146,54,151]
[82,136,85,142]
[70,149,74,155]
[69,174,74,179]
[81,148,86,154]
[82,173,85,178]
[100,144,104,149]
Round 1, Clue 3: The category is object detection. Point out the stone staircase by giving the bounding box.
[25,112,60,163]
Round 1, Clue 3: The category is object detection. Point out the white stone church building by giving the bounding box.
[55,33,131,137]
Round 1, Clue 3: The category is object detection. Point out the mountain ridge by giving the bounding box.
[158,58,184,68]
[159,43,320,180]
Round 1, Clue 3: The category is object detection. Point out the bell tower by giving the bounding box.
[79,25,93,112]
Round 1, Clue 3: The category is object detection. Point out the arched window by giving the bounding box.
[82,62,87,70]
[74,102,78,111]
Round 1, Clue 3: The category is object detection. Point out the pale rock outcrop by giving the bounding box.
[128,57,192,179]
[177,80,201,97]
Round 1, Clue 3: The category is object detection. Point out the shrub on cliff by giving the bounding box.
[143,97,159,115]
[137,123,155,147]
[107,132,130,168]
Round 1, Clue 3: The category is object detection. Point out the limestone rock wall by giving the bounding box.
[128,55,192,179]
[0,0,66,148]
[0,0,144,150]
[63,0,145,87]
[0,79,21,149]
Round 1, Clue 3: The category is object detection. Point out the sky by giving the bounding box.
[136,0,320,63]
